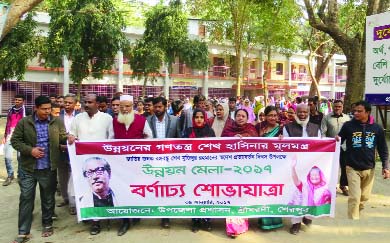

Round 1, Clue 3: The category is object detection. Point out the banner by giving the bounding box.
[68,137,339,221]
[366,12,390,105]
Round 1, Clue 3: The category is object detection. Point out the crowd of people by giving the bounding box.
[2,92,389,243]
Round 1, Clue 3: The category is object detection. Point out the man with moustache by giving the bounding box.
[68,93,114,235]
[11,96,67,242]
[112,94,152,236]
[282,103,321,235]
[57,94,80,215]
[321,99,350,196]
[142,97,154,118]
[110,96,120,118]
[147,96,181,228]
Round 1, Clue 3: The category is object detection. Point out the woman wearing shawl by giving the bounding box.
[221,109,257,138]
[255,106,284,230]
[183,109,215,232]
[221,109,257,238]
[209,103,234,137]
[289,154,331,234]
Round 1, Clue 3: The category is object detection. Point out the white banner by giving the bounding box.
[366,11,390,105]
[69,137,339,221]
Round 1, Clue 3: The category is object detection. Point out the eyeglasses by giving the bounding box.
[83,166,107,178]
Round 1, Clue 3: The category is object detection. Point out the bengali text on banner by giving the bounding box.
[68,137,339,221]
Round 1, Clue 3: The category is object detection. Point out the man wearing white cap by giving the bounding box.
[113,95,153,140]
[113,94,152,236]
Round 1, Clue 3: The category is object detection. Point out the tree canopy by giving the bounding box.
[45,0,129,92]
[0,12,43,82]
[129,0,209,95]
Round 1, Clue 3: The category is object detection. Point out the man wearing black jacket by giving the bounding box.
[338,100,390,220]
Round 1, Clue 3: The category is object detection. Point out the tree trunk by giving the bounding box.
[142,77,147,97]
[343,44,365,112]
[235,47,243,97]
[0,0,43,41]
[77,82,82,101]
[262,47,271,106]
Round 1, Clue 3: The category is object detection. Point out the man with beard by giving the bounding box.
[68,93,114,235]
[112,95,152,236]
[147,96,181,228]
[282,103,321,235]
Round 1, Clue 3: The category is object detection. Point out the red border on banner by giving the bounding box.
[75,138,336,155]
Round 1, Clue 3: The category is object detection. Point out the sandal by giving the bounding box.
[69,207,77,215]
[41,226,53,237]
[12,234,32,243]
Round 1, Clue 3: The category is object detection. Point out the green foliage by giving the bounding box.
[128,39,164,82]
[130,0,209,84]
[178,39,210,70]
[0,13,42,82]
[143,1,188,67]
[45,0,128,84]
[338,0,367,38]
[253,0,302,52]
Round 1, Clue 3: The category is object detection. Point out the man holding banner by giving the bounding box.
[146,96,181,229]
[282,103,321,235]
[113,94,152,236]
[338,100,389,220]
[68,93,114,235]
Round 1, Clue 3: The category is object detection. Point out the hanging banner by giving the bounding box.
[366,12,390,105]
[68,137,339,222]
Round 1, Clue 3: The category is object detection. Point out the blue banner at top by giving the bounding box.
[365,94,390,105]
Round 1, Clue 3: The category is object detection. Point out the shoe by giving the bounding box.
[132,218,141,225]
[289,223,301,235]
[12,234,32,243]
[302,217,312,226]
[117,220,130,236]
[69,207,77,215]
[56,200,69,207]
[340,186,349,196]
[161,218,170,229]
[203,220,212,231]
[228,234,237,239]
[52,213,58,220]
[191,220,200,233]
[2,175,14,186]
[90,222,101,235]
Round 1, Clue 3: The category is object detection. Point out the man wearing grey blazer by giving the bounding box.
[146,96,181,228]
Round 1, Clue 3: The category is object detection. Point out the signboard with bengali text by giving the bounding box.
[366,12,390,105]
[69,137,339,222]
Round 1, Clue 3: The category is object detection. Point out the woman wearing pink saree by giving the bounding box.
[289,154,331,234]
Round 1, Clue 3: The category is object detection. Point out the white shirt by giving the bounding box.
[64,110,76,133]
[70,111,114,140]
[155,115,166,139]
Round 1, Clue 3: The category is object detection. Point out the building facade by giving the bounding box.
[0,13,347,114]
